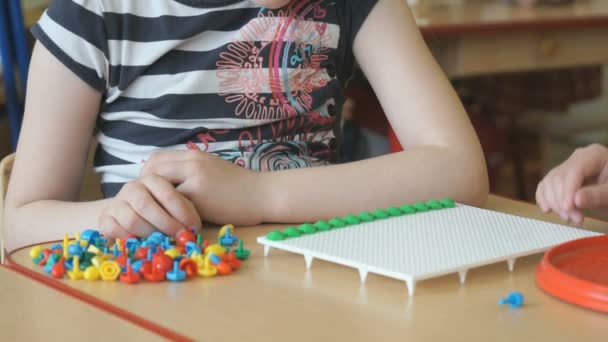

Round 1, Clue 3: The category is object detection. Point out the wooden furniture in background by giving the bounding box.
[419,0,608,199]
[414,0,608,77]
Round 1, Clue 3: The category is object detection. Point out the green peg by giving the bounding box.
[266,231,287,241]
[358,212,375,222]
[283,227,302,237]
[234,240,250,260]
[386,207,403,217]
[314,221,333,231]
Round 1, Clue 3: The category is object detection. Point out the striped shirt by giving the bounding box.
[32,0,378,197]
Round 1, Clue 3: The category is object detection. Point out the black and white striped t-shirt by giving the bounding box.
[32,0,378,197]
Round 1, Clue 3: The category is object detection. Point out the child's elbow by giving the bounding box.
[454,151,490,207]
[462,175,489,207]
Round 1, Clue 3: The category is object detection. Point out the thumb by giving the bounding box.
[574,184,608,210]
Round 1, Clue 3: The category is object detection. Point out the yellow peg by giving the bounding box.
[91,256,103,268]
[191,252,204,267]
[83,266,100,281]
[99,261,121,281]
[29,246,43,260]
[67,256,84,280]
[218,224,235,239]
[204,244,226,257]
[87,245,101,256]
[63,234,69,258]
[197,256,217,278]
[164,248,182,259]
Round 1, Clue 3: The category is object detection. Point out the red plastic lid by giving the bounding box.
[536,235,608,313]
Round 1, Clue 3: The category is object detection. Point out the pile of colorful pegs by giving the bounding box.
[28,224,251,283]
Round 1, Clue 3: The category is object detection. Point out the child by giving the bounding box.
[536,143,608,225]
[4,0,488,250]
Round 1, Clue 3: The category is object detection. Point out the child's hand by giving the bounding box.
[140,150,265,226]
[536,144,608,224]
[98,175,202,239]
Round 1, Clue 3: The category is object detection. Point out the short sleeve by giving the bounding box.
[31,0,109,92]
[334,0,379,85]
[346,0,379,48]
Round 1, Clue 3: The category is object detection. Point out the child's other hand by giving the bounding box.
[536,144,608,224]
[98,175,202,239]
[140,150,264,226]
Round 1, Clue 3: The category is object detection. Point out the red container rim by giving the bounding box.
[536,235,608,313]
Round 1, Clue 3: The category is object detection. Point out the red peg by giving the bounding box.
[139,261,152,275]
[227,251,242,270]
[177,230,196,247]
[152,250,172,274]
[39,249,52,266]
[120,262,141,284]
[216,261,232,275]
[134,247,149,260]
[115,254,128,267]
[142,269,165,282]
[178,258,198,278]
[51,257,66,278]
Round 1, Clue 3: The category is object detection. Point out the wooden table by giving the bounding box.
[414,0,608,77]
[0,265,165,341]
[7,195,608,341]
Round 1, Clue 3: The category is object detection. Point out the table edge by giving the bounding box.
[5,251,194,342]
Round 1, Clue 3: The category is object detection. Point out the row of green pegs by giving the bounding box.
[265,198,456,241]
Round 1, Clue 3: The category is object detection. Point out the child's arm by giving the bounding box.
[3,43,200,251]
[141,0,488,224]
[536,144,608,225]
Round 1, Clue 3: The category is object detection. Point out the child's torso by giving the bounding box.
[94,0,349,196]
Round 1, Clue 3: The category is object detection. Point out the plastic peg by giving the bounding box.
[166,260,186,282]
[499,291,525,308]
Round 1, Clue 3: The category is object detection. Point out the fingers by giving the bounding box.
[559,165,585,214]
[140,160,195,186]
[139,175,202,232]
[544,172,565,220]
[110,198,157,237]
[536,163,581,221]
[535,179,550,213]
[122,179,198,236]
[537,174,585,224]
[575,183,608,210]
[567,209,584,226]
[98,212,130,241]
[145,149,202,167]
[99,176,202,239]
[536,144,608,223]
[560,145,605,212]
[575,144,608,178]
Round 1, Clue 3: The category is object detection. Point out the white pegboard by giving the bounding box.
[257,205,601,295]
